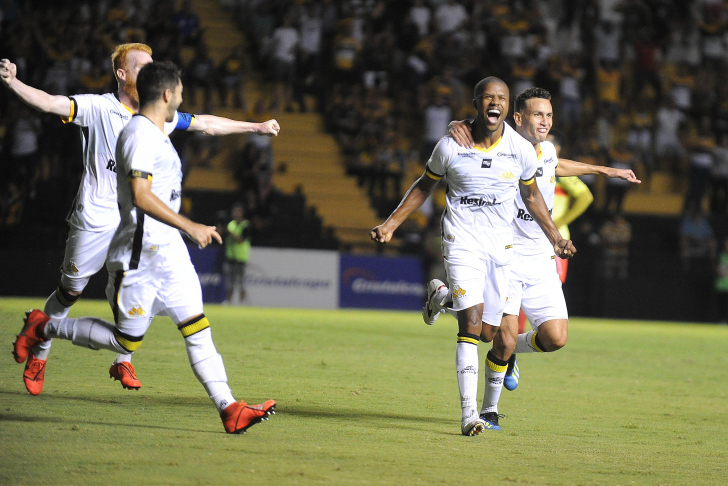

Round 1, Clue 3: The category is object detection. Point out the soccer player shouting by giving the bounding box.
[434,88,639,428]
[1,44,279,395]
[371,78,574,436]
[12,62,276,434]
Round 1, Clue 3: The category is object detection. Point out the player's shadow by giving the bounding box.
[281,405,457,435]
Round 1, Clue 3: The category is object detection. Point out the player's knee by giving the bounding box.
[541,329,567,351]
[479,325,497,342]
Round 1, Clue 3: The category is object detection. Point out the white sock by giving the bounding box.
[114,354,133,364]
[456,335,479,418]
[513,330,545,354]
[481,351,507,415]
[34,289,76,360]
[45,317,129,354]
[185,328,235,412]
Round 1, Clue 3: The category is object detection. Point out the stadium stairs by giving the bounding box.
[180,0,387,253]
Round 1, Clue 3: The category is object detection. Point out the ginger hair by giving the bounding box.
[110,43,153,79]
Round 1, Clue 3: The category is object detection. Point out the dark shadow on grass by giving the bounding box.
[0,390,209,408]
[0,413,221,435]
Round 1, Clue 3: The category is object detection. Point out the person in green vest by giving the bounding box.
[716,237,728,324]
[225,203,251,304]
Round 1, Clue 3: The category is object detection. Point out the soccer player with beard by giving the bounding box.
[429,88,639,428]
[1,44,280,395]
[12,62,276,434]
[371,78,575,436]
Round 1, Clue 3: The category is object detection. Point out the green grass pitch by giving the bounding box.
[1,297,727,485]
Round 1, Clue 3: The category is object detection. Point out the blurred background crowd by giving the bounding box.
[1,0,727,321]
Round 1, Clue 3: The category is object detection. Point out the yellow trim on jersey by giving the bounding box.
[486,358,508,373]
[472,133,502,154]
[520,176,535,185]
[179,316,210,338]
[128,170,153,181]
[536,143,544,161]
[425,167,443,180]
[61,98,77,124]
[120,101,136,115]
[189,115,196,126]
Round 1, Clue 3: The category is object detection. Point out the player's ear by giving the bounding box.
[472,98,477,111]
[163,88,172,103]
[513,111,522,126]
[116,68,126,82]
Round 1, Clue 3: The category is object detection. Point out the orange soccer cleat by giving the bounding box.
[12,310,50,364]
[109,361,142,390]
[220,400,276,434]
[23,354,47,396]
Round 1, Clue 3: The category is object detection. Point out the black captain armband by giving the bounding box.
[128,170,153,181]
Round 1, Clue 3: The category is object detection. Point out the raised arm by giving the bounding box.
[189,114,280,137]
[370,171,439,244]
[0,59,72,118]
[556,157,641,183]
[519,179,576,258]
[130,177,221,248]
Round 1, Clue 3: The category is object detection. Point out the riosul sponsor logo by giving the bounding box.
[498,152,517,158]
[342,267,424,297]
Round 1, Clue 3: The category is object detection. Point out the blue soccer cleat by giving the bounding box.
[504,354,519,391]
[479,412,502,430]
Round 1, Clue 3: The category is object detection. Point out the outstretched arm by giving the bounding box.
[520,179,576,258]
[130,177,221,248]
[370,171,439,244]
[556,158,641,183]
[189,114,280,137]
[0,59,71,117]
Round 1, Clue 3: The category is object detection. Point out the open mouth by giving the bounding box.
[486,108,501,124]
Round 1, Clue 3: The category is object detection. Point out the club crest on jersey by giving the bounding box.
[481,158,492,168]
[535,167,543,177]
[128,306,146,317]
[500,170,515,181]
[67,261,79,275]
[550,174,555,183]
[452,286,466,299]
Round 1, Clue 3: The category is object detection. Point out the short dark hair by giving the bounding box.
[514,87,551,114]
[137,61,181,109]
[474,76,507,99]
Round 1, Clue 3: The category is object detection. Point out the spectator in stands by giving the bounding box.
[684,116,716,210]
[559,54,584,134]
[408,0,432,38]
[654,96,687,172]
[0,180,25,228]
[711,132,728,215]
[599,213,632,280]
[331,20,362,88]
[627,93,655,178]
[604,139,636,215]
[8,103,42,192]
[186,42,216,110]
[679,204,716,273]
[269,16,299,112]
[434,0,468,36]
[224,202,251,305]
[421,94,451,163]
[218,45,250,111]
[297,1,324,112]
[173,0,202,47]
[596,60,621,117]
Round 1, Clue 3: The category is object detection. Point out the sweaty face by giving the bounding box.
[475,82,509,131]
[121,50,153,103]
[517,98,553,144]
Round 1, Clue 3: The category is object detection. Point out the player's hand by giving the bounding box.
[187,223,222,249]
[0,59,18,86]
[612,168,641,184]
[258,119,280,136]
[370,224,394,244]
[447,120,474,148]
[554,239,576,259]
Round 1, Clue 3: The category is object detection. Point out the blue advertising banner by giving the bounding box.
[187,243,226,303]
[339,254,425,310]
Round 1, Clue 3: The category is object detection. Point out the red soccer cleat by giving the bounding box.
[109,362,142,390]
[12,310,49,364]
[23,354,47,396]
[221,400,276,434]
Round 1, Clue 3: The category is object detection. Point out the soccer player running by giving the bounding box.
[12,61,276,434]
[428,88,639,427]
[371,78,575,436]
[0,44,280,395]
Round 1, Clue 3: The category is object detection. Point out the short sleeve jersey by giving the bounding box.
[107,115,184,271]
[427,122,538,263]
[64,92,192,231]
[512,141,559,255]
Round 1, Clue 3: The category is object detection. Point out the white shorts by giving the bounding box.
[444,252,510,327]
[60,226,115,291]
[106,243,203,338]
[503,251,568,328]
